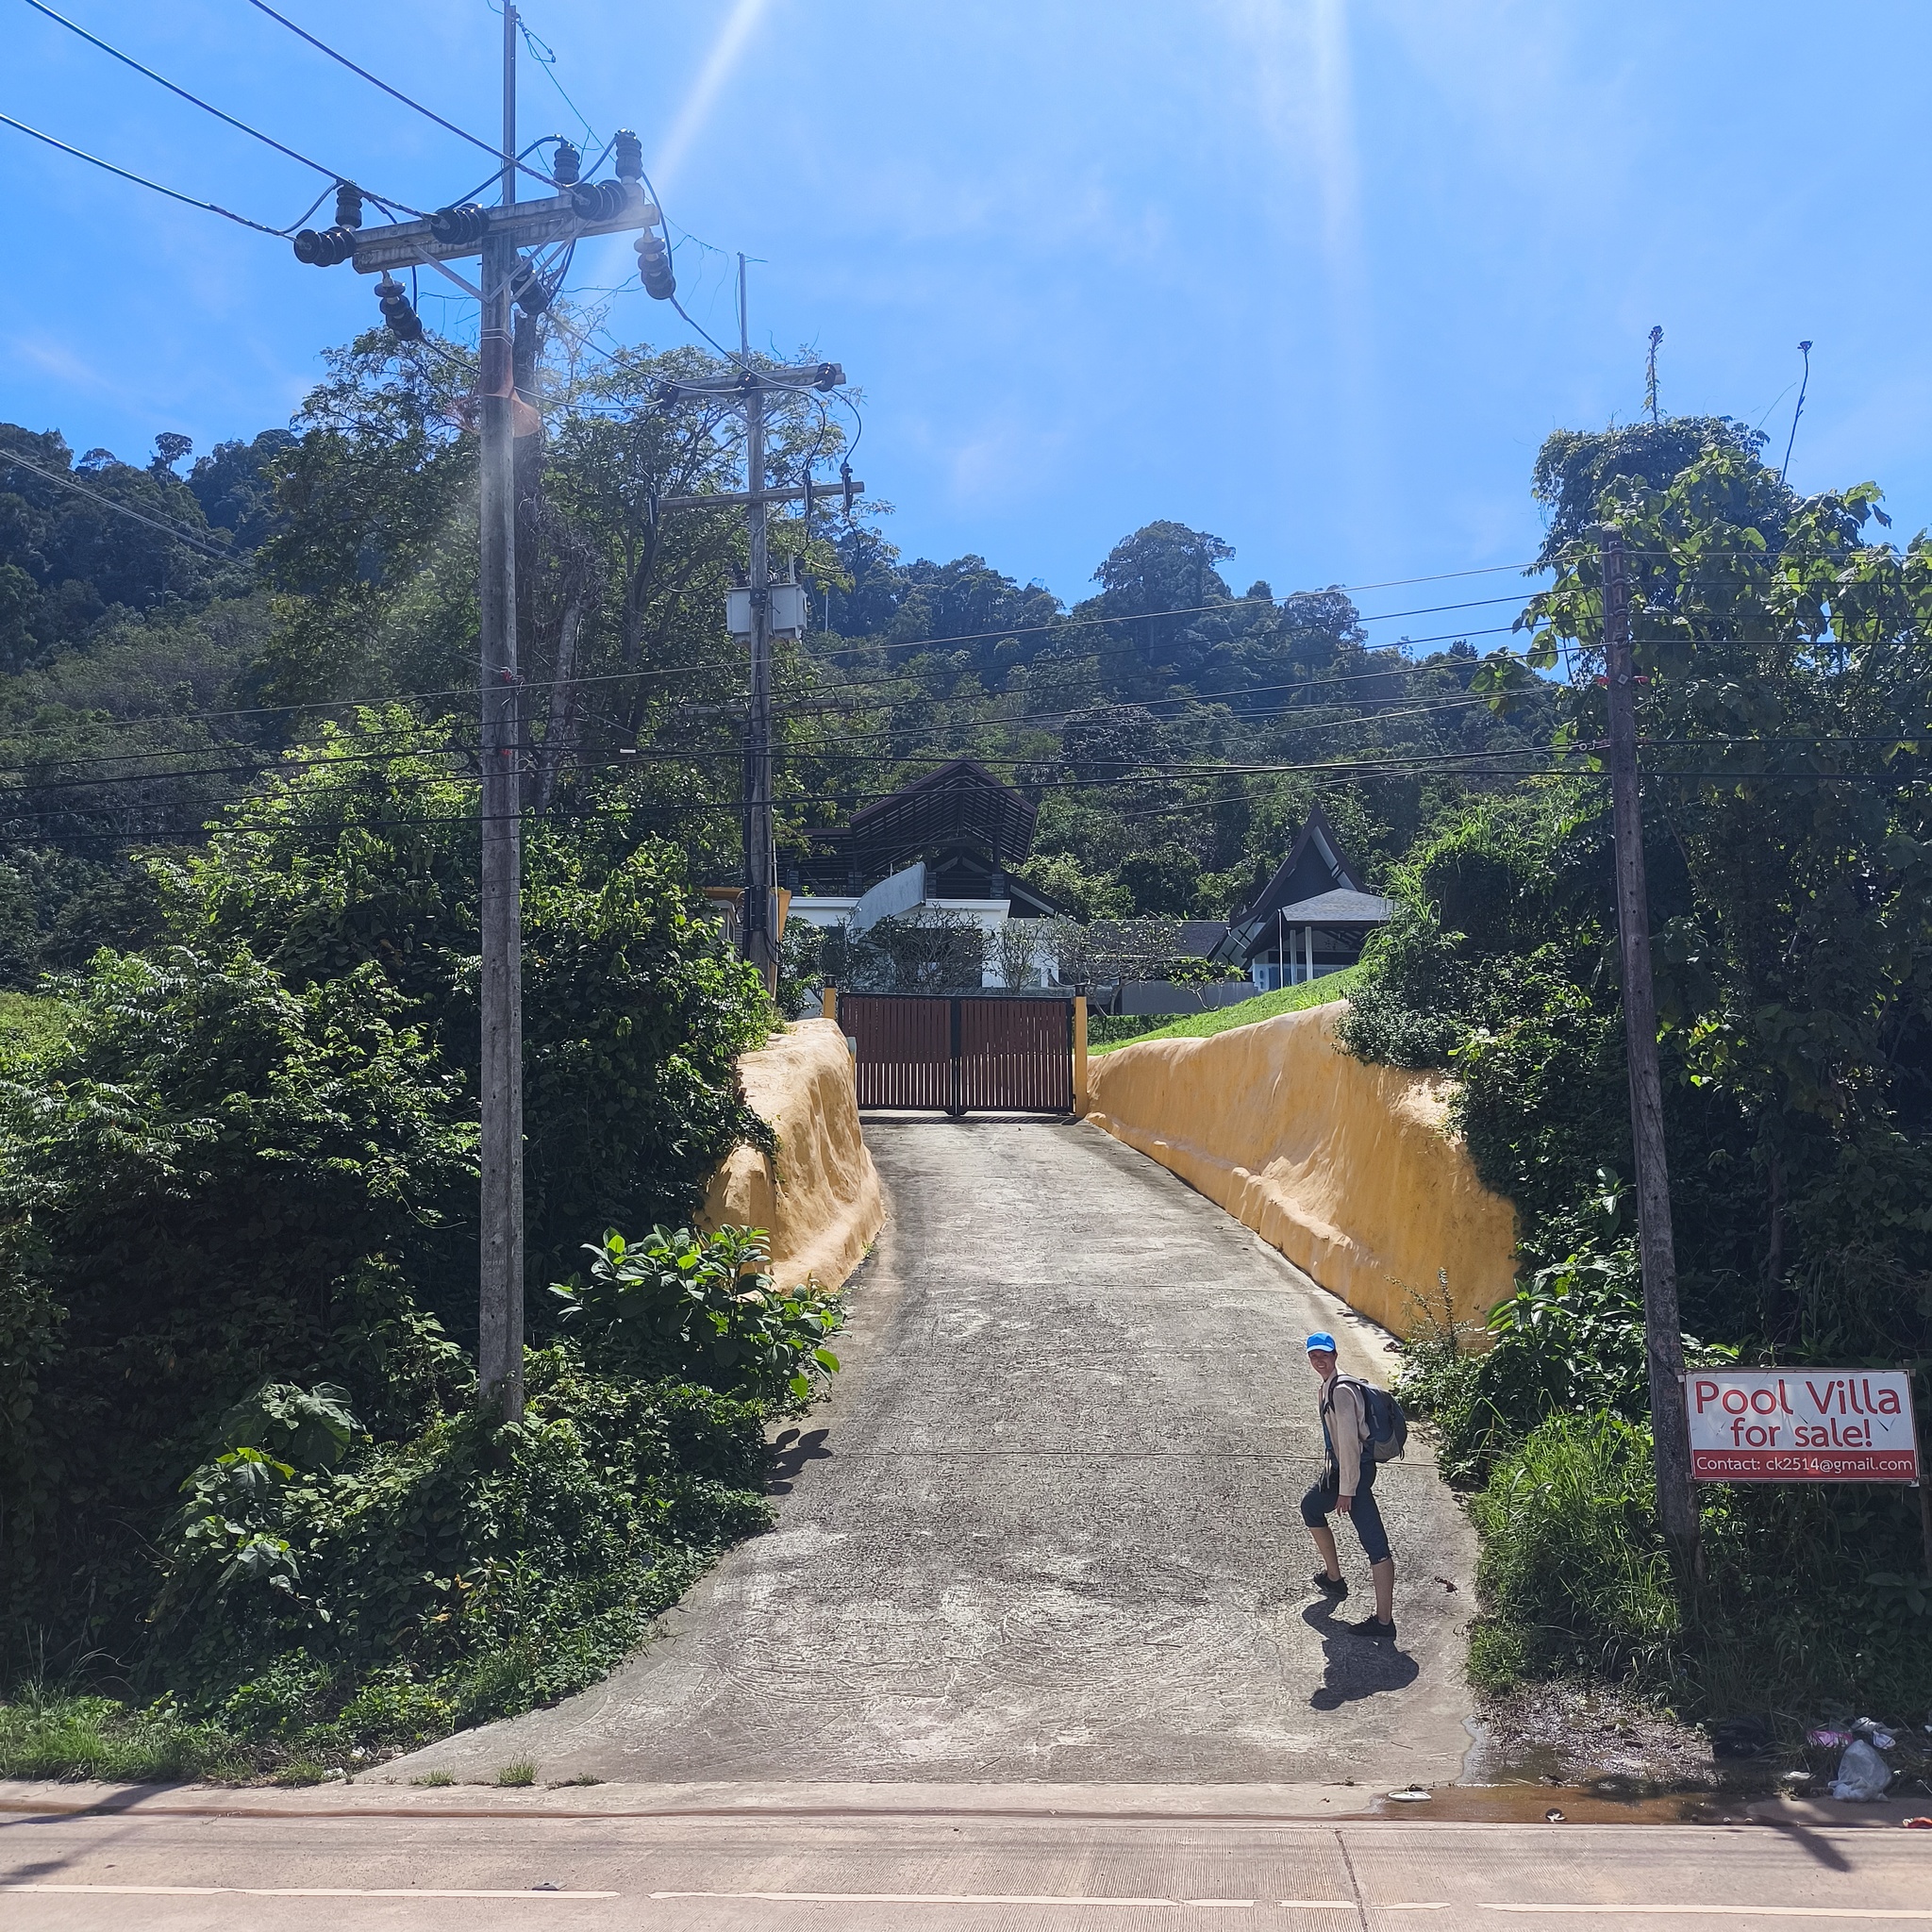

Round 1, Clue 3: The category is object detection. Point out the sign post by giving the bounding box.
[1687,1369,1922,1485]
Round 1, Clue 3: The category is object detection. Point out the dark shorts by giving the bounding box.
[1301,1458,1391,1565]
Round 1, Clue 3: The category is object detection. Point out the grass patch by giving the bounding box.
[0,1694,252,1783]
[411,1770,456,1787]
[1089,967,1362,1055]
[0,990,70,1067]
[495,1758,537,1787]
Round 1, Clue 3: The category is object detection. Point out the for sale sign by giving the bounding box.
[1688,1370,1922,1483]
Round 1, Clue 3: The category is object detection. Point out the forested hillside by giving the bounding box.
[1,324,1552,988]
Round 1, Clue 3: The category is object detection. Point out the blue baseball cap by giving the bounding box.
[1305,1332,1338,1355]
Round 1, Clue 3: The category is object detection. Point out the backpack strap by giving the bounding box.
[1321,1374,1370,1441]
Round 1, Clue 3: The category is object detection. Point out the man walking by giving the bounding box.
[1300,1332,1396,1641]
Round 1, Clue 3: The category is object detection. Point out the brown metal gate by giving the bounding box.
[841,993,1074,1115]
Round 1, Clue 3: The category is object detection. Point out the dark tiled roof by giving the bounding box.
[801,758,1037,889]
[1267,889,1394,924]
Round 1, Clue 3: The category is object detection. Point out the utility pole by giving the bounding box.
[476,1,524,1419]
[652,279,858,995]
[1600,526,1701,1574]
[740,258,776,991]
[293,7,675,1421]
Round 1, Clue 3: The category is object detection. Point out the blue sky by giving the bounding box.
[4,0,1928,641]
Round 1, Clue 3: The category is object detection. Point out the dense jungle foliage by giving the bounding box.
[0,722,782,1765]
[1356,425,1932,1722]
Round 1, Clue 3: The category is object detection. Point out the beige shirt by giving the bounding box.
[1322,1374,1366,1499]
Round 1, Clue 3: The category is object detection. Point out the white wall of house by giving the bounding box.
[788,866,1057,989]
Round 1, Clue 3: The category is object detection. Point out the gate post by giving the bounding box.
[948,997,964,1118]
[821,985,838,1024]
[1073,992,1089,1118]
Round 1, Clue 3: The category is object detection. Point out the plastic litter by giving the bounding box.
[1829,1737,1894,1802]
[1903,1818,1932,1829]
[1807,1727,1855,1750]
[1387,1787,1432,1802]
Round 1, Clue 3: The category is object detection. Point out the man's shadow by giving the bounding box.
[1302,1599,1419,1709]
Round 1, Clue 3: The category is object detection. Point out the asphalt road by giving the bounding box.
[3,1784,1927,1929]
[388,1116,1476,1788]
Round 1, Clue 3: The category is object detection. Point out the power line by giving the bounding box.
[0,449,236,560]
[0,108,289,236]
[801,587,1541,670]
[759,630,1531,724]
[29,608,1541,742]
[8,722,1911,800]
[509,8,597,144]
[3,748,1917,853]
[768,688,1528,758]
[17,0,425,216]
[242,0,558,191]
[17,602,1898,747]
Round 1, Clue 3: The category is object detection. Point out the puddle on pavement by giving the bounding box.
[1371,1784,1771,1824]
[1370,1783,1931,1825]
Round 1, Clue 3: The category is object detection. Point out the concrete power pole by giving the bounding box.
[653,310,858,994]
[297,8,673,1420]
[1600,526,1702,1574]
[476,1,524,1419]
[740,263,777,990]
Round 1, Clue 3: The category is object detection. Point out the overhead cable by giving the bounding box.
[0,108,287,235]
[241,0,558,190]
[5,758,1908,848]
[18,0,424,215]
[7,724,1907,797]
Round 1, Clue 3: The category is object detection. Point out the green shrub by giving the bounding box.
[1335,908,1468,1069]
[0,1693,250,1783]
[1088,1013,1165,1045]
[0,991,69,1067]
[146,1346,774,1713]
[0,944,475,1671]
[550,1226,841,1407]
[1468,1411,1932,1716]
[173,715,776,1303]
[0,1337,792,1782]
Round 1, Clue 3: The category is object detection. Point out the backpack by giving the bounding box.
[1327,1373,1408,1462]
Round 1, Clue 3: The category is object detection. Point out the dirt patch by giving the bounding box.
[1464,1680,1723,1791]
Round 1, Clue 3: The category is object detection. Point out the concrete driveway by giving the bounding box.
[391,1117,1476,1787]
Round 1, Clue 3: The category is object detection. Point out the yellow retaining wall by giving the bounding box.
[1084,1003,1516,1336]
[700,1018,884,1292]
